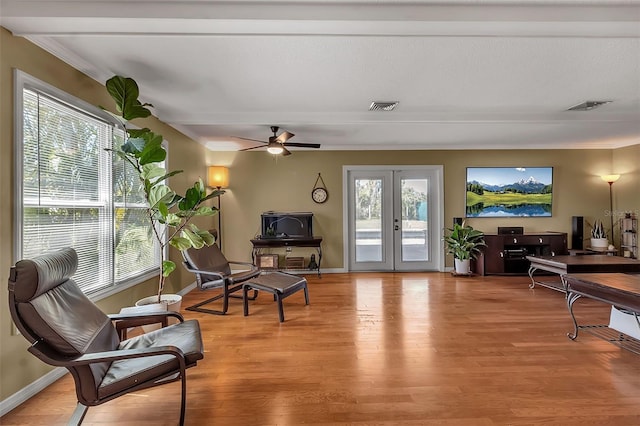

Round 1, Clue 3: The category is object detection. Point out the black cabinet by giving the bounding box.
[475,233,567,275]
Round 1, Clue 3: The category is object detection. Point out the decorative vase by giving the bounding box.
[454,258,471,274]
[590,238,609,251]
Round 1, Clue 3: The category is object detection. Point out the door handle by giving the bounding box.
[394,225,399,231]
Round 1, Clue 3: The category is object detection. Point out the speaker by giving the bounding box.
[572,216,584,250]
[453,217,463,226]
[498,226,524,235]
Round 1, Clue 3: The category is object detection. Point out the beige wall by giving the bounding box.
[612,144,640,218]
[1,26,639,405]
[209,148,639,267]
[0,28,210,400]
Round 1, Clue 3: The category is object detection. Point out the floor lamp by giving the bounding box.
[208,166,229,250]
[601,174,620,246]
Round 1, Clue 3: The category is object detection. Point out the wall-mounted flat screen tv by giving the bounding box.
[466,167,553,217]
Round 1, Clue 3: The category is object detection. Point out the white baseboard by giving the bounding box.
[0,367,67,417]
[178,281,197,295]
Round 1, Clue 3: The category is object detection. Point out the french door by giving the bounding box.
[345,166,443,271]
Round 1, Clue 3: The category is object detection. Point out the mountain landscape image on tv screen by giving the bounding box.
[466,167,553,217]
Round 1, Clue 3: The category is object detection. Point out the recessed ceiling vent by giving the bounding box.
[567,100,612,111]
[369,101,399,111]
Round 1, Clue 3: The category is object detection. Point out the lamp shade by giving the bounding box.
[208,166,229,188]
[601,174,621,184]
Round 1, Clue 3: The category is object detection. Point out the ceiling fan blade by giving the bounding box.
[232,136,268,144]
[275,131,295,143]
[282,146,292,156]
[238,145,266,152]
[283,142,321,149]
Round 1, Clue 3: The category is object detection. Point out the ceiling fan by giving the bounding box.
[237,126,320,155]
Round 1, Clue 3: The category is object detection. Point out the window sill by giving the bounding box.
[89,270,159,302]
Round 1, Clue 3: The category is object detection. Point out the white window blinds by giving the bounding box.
[20,83,161,296]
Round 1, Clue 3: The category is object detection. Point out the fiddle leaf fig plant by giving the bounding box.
[103,75,221,302]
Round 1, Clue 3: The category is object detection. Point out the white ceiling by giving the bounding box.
[2,0,640,152]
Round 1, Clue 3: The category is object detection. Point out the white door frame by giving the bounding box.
[342,165,445,272]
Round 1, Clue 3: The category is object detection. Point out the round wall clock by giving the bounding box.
[311,173,328,204]
[312,187,328,204]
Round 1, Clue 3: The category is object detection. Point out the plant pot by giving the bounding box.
[590,238,609,251]
[454,258,471,274]
[135,294,182,332]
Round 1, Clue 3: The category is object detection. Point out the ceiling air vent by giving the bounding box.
[567,100,612,111]
[369,101,399,111]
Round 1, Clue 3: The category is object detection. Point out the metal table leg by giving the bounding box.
[567,291,582,340]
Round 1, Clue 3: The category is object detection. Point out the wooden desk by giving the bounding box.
[564,273,640,354]
[526,255,640,292]
[250,237,323,277]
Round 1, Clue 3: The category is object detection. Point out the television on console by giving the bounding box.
[465,167,553,217]
[261,212,313,239]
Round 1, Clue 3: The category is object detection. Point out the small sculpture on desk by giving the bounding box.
[308,254,318,270]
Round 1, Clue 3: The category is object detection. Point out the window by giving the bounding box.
[16,71,160,298]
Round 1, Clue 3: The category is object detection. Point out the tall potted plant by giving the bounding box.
[443,221,486,274]
[103,75,220,306]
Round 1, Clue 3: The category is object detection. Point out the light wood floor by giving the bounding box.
[3,272,640,425]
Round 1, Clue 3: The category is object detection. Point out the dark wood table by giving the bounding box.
[526,255,640,292]
[564,273,640,354]
[250,237,323,277]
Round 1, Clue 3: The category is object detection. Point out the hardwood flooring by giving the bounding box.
[3,272,640,425]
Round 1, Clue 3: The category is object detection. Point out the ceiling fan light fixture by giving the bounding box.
[267,141,284,155]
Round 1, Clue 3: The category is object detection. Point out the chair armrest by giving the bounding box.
[227,261,259,271]
[109,311,184,339]
[182,263,225,281]
[28,339,187,369]
[108,311,184,323]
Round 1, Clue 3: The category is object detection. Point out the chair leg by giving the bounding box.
[303,284,310,305]
[179,372,186,426]
[68,402,89,425]
[185,292,228,315]
[276,294,285,323]
[221,285,230,313]
[185,283,251,315]
[243,285,250,316]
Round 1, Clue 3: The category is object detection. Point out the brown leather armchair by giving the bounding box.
[181,241,260,315]
[8,248,204,425]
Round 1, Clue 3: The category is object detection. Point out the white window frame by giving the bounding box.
[13,70,161,301]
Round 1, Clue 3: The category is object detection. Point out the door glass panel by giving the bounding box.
[400,178,429,262]
[355,178,383,262]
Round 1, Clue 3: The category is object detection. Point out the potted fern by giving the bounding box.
[103,75,220,308]
[443,221,486,274]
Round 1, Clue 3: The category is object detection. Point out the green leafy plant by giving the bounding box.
[443,221,486,260]
[103,75,220,302]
